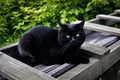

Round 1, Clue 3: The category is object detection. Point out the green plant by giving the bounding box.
[0,0,120,47]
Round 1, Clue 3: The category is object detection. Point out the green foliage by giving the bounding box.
[111,23,120,28]
[84,0,112,20]
[0,0,120,47]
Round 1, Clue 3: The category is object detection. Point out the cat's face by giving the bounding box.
[58,21,85,47]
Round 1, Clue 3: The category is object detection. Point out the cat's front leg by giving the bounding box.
[78,48,92,64]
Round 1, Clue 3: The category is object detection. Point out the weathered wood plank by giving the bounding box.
[87,12,118,26]
[58,58,101,80]
[108,40,120,52]
[35,63,75,78]
[86,32,118,47]
[84,22,120,37]
[0,52,56,80]
[47,63,75,78]
[58,40,120,80]
[41,65,60,73]
[100,40,120,72]
[81,42,110,56]
[114,9,120,14]
[96,14,120,22]
[34,65,46,71]
[0,43,18,51]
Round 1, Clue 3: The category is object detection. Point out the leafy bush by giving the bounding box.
[0,0,120,47]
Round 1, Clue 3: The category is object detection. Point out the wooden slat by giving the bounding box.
[47,63,75,78]
[0,43,18,51]
[96,14,120,22]
[34,65,45,70]
[100,40,120,72]
[95,36,118,47]
[81,42,110,56]
[41,65,60,73]
[58,58,101,80]
[108,40,120,52]
[84,22,120,37]
[0,52,56,80]
[86,32,118,47]
[114,9,120,14]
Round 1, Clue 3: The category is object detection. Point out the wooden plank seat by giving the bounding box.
[33,31,118,78]
[0,31,118,80]
[0,13,120,80]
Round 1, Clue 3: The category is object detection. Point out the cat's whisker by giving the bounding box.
[56,43,70,58]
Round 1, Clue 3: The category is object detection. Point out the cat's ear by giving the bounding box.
[75,21,85,29]
[58,22,68,30]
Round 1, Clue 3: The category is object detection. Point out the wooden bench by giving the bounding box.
[0,10,120,80]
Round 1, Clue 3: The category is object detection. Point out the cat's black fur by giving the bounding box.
[18,21,89,65]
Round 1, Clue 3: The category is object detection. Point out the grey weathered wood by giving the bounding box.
[47,63,74,77]
[41,65,60,73]
[114,9,120,14]
[94,36,118,47]
[34,65,45,71]
[58,40,120,80]
[100,40,120,71]
[108,40,120,52]
[87,12,118,26]
[35,64,75,78]
[81,42,110,56]
[0,52,56,80]
[84,22,120,37]
[96,14,120,22]
[86,32,118,47]
[58,58,101,80]
[0,43,18,51]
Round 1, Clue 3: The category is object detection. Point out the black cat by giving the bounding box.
[18,21,89,65]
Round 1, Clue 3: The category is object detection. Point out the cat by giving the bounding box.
[18,21,90,65]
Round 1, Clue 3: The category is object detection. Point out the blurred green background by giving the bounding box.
[0,0,120,47]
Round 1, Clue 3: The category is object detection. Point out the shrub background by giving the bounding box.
[0,0,120,47]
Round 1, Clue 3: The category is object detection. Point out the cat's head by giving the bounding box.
[58,21,85,47]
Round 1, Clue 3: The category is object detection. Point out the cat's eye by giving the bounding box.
[76,34,79,37]
[66,35,70,38]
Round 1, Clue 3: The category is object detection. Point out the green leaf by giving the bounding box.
[83,14,89,21]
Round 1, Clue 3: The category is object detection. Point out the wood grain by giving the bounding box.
[96,14,120,22]
[85,22,120,37]
[114,9,120,14]
[0,52,56,80]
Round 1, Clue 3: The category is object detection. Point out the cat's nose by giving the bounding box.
[72,37,75,41]
[71,37,75,43]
